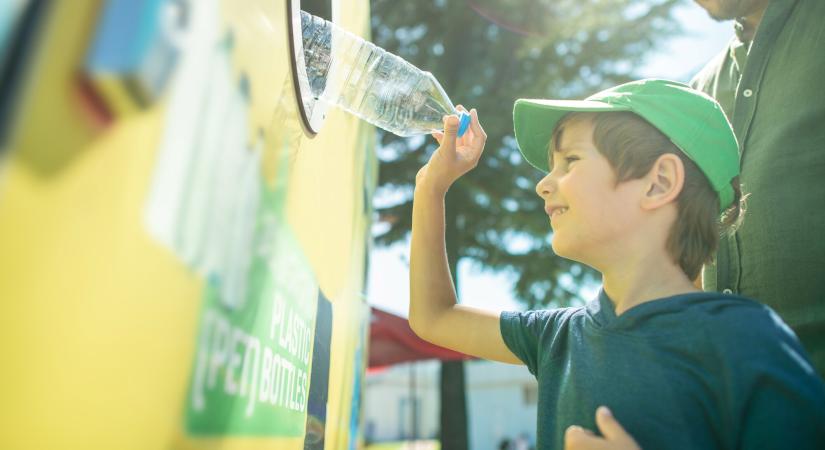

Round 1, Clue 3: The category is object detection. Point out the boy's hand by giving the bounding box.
[564,407,641,450]
[415,107,487,195]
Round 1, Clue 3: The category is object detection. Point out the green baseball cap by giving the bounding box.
[513,79,740,212]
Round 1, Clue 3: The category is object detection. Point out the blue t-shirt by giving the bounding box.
[500,290,825,449]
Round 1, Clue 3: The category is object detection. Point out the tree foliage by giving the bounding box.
[369,2,681,449]
[371,0,681,309]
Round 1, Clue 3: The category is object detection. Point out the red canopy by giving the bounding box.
[368,306,474,369]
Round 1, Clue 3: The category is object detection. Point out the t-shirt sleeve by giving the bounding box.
[499,309,570,376]
[727,308,825,448]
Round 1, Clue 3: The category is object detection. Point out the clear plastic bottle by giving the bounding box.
[299,11,470,137]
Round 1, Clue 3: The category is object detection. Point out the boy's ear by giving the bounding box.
[641,153,684,211]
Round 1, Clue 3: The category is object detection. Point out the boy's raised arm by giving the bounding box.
[409,109,521,365]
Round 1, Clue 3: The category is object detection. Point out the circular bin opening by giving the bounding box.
[287,0,335,136]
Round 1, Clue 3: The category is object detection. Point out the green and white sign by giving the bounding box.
[185,184,319,436]
[144,10,322,435]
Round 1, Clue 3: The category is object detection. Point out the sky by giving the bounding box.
[367,3,735,318]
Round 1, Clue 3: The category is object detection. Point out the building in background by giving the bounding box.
[364,360,538,450]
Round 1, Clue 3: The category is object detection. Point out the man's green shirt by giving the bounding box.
[690,0,825,375]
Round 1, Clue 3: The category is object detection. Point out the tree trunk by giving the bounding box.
[439,189,469,450]
[439,360,468,450]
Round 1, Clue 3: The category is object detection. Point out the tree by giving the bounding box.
[370,1,681,448]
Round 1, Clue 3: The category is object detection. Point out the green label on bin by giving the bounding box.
[184,185,318,437]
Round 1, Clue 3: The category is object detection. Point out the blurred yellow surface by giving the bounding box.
[0,0,374,449]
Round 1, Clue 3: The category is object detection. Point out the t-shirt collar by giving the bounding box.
[585,288,617,327]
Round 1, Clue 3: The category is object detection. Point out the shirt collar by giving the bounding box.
[585,288,617,327]
[733,18,748,44]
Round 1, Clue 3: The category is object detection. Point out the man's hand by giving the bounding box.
[564,407,641,450]
[415,106,486,195]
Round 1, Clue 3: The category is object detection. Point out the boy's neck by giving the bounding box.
[600,250,699,316]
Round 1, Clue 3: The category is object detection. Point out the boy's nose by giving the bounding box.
[535,173,556,198]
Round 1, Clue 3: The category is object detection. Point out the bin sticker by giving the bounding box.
[185,186,318,436]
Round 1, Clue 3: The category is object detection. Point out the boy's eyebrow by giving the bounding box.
[553,146,584,156]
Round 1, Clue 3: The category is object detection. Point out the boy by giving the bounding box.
[409,79,825,449]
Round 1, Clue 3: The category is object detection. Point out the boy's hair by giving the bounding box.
[550,111,745,280]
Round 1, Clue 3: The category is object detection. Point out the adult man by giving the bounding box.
[690,0,825,377]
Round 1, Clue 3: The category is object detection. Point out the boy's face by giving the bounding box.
[535,117,645,265]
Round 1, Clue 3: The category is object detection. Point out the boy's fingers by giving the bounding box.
[432,131,444,144]
[444,115,460,132]
[470,108,487,140]
[442,115,460,152]
[595,407,636,446]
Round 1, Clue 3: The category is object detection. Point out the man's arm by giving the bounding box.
[409,109,521,365]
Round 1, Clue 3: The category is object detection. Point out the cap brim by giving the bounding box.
[513,99,628,172]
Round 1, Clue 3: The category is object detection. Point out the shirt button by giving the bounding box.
[722,288,733,294]
[743,89,753,98]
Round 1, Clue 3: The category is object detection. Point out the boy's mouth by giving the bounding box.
[545,205,569,218]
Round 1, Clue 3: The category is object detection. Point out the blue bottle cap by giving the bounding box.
[457,112,471,137]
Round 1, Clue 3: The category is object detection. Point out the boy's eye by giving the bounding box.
[565,156,579,165]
